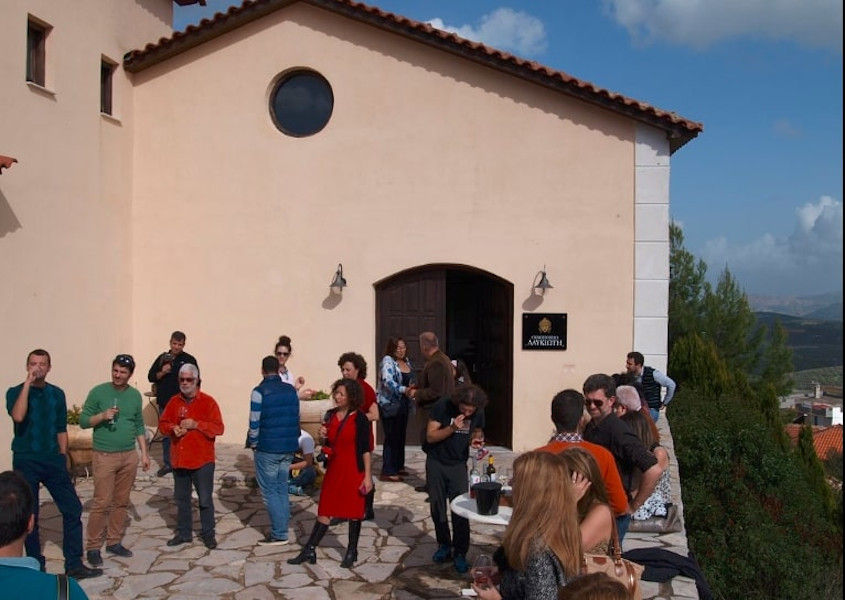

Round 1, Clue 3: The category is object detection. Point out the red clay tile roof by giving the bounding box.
[784,423,843,460]
[0,155,18,174]
[125,0,702,153]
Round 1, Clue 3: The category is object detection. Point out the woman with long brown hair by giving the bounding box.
[472,451,582,600]
[287,378,373,568]
[559,447,613,553]
[620,411,672,521]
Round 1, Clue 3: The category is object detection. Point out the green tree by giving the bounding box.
[759,319,794,395]
[797,424,837,517]
[701,267,764,375]
[668,332,730,398]
[669,222,707,354]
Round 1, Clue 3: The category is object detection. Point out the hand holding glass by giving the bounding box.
[471,554,497,588]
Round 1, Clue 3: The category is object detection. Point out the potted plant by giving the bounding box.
[66,404,93,475]
[300,390,333,442]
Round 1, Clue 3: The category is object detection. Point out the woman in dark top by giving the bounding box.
[472,451,582,600]
[287,379,373,568]
[377,337,414,481]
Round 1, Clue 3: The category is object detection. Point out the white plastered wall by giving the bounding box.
[633,124,671,373]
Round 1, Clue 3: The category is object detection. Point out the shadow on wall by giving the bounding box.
[0,189,22,237]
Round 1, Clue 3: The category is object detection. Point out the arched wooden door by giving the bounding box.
[375,265,513,448]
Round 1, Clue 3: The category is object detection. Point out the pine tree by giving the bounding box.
[760,319,794,395]
[669,222,707,354]
[668,332,730,397]
[796,424,837,517]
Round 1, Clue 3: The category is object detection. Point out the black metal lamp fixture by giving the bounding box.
[534,266,553,294]
[330,263,347,293]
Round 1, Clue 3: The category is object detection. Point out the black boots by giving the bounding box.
[287,521,328,565]
[340,519,361,568]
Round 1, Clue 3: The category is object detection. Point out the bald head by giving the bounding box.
[419,332,439,357]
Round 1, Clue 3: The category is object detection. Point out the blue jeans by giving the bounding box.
[14,454,84,571]
[254,451,294,540]
[650,407,660,422]
[616,513,631,543]
[289,465,316,491]
[173,462,216,539]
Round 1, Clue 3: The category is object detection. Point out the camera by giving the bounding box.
[315,446,333,466]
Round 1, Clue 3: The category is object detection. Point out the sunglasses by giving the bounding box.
[179,377,196,383]
[114,354,135,368]
[584,398,605,408]
[276,351,291,357]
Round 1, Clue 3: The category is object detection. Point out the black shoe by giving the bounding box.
[414,484,427,493]
[340,548,358,568]
[67,565,103,580]
[166,534,192,547]
[156,466,172,477]
[86,550,102,567]
[105,543,133,557]
[287,545,316,565]
[201,535,217,549]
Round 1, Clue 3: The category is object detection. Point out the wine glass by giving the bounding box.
[178,405,188,425]
[471,554,496,588]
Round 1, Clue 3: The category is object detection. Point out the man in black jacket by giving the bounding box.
[148,331,198,477]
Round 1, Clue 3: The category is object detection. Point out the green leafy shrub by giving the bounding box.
[66,404,82,425]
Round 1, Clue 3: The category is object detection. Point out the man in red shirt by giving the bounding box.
[158,364,224,550]
[535,389,628,517]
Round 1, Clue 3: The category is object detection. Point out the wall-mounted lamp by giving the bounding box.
[534,266,553,295]
[330,263,347,293]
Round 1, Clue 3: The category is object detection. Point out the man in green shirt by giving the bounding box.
[80,354,150,566]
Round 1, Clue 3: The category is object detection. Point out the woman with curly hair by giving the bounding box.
[559,447,613,553]
[472,451,582,600]
[287,378,373,568]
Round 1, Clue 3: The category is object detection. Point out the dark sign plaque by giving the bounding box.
[522,313,567,350]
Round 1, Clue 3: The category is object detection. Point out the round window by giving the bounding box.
[270,70,334,137]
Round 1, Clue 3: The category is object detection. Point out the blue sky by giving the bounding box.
[175,1,843,297]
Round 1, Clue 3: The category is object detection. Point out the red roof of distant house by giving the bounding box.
[0,155,17,174]
[785,424,843,460]
[125,0,702,153]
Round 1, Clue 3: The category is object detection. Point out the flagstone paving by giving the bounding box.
[36,418,698,599]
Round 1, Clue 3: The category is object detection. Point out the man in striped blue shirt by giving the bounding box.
[247,356,300,545]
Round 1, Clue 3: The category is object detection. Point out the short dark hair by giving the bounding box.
[452,383,488,409]
[0,470,34,547]
[337,352,367,379]
[583,374,615,399]
[112,354,136,375]
[551,389,585,432]
[626,351,644,366]
[171,331,186,342]
[331,378,364,411]
[262,355,280,373]
[26,348,50,366]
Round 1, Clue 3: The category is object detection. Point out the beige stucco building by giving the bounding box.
[0,0,701,468]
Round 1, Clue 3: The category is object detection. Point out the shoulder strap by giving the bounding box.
[57,573,69,600]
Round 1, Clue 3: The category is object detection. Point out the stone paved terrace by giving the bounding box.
[37,417,698,599]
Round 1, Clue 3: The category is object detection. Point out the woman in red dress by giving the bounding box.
[288,378,374,568]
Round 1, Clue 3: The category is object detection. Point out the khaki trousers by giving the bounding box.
[86,449,138,549]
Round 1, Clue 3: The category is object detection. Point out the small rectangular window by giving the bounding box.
[100,58,116,115]
[26,17,49,86]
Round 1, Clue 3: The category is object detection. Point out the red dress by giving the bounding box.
[318,410,365,519]
[359,378,376,450]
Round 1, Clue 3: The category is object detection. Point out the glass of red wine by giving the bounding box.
[471,553,497,588]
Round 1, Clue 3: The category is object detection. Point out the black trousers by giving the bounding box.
[425,455,470,554]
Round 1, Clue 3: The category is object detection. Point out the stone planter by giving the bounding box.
[66,423,93,476]
[300,398,333,442]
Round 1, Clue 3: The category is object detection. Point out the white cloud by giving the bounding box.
[428,8,548,57]
[602,0,843,52]
[701,196,843,295]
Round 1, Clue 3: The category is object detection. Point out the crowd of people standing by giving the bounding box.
[3,329,677,599]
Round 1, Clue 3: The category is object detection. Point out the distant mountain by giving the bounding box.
[755,311,843,370]
[749,292,843,320]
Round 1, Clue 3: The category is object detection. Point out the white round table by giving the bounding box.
[450,492,512,526]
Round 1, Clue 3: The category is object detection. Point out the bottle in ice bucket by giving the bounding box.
[486,455,497,483]
[469,461,481,498]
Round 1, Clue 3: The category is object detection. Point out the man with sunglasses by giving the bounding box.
[6,349,102,580]
[581,374,663,540]
[158,364,224,550]
[147,331,198,477]
[80,354,150,566]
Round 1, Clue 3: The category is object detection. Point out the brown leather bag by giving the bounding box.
[581,519,644,599]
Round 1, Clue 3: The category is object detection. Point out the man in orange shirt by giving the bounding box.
[535,389,628,517]
[158,364,224,550]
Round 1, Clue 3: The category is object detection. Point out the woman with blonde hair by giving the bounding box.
[472,451,582,600]
[559,447,613,553]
